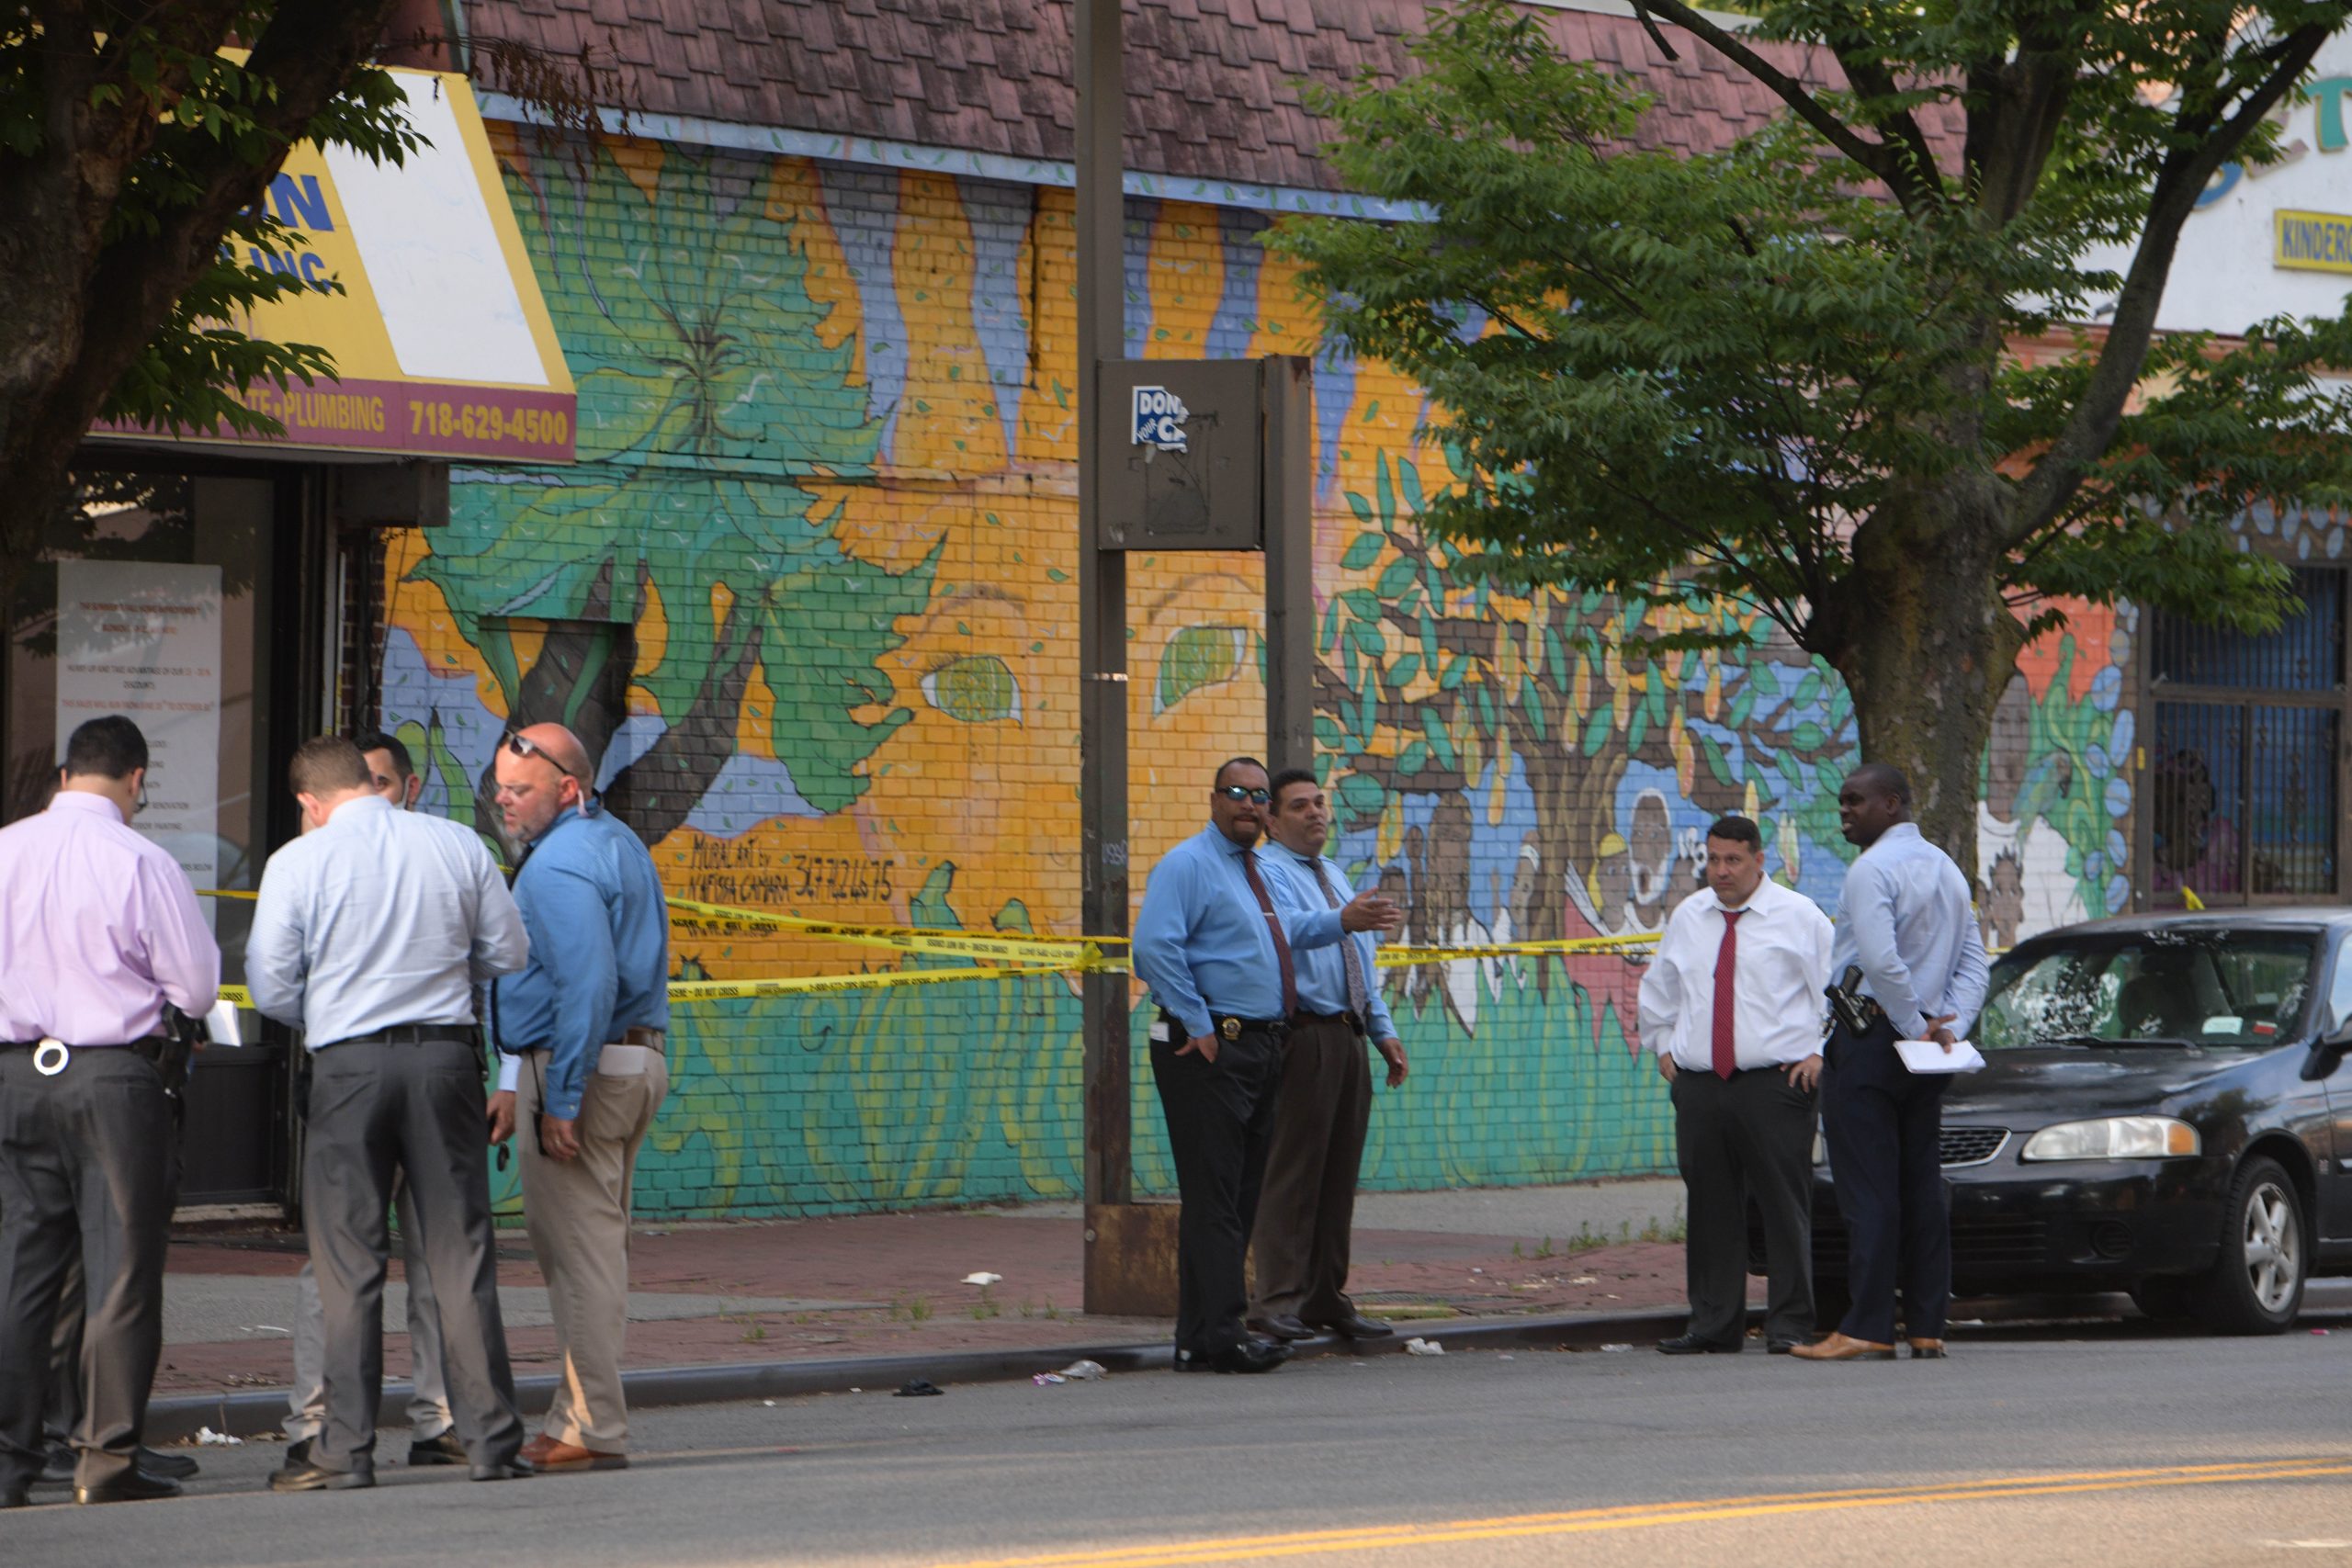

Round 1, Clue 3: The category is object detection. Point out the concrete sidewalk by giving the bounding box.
[152,1179,1691,1427]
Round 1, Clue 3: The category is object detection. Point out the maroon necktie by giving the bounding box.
[1712,908,1744,1079]
[1238,849,1299,1018]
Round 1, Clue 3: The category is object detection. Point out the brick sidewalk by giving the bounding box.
[154,1207,1699,1401]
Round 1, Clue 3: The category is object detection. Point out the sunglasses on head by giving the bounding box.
[1214,784,1271,804]
[502,730,582,781]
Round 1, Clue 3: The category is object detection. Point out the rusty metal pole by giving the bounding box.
[1078,0,1133,1293]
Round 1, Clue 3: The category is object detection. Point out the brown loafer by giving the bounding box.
[1907,1338,1947,1359]
[1788,1332,1896,1361]
[529,1439,627,1472]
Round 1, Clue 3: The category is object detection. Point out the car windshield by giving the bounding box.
[1976,928,2319,1049]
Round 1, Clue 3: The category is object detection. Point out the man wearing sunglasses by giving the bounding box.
[487,722,668,1472]
[1132,757,1401,1374]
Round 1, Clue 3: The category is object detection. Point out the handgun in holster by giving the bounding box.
[154,1004,207,1098]
[1825,964,1883,1038]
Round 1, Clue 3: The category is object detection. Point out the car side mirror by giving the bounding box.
[2302,1037,2349,1081]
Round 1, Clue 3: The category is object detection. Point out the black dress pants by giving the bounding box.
[1149,1020,1284,1359]
[1672,1065,1816,1347]
[0,1046,175,1495]
[1821,1017,1951,1344]
[303,1035,524,1476]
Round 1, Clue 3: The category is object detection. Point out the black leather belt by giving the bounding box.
[322,1023,481,1049]
[1,1036,166,1054]
[1211,1014,1289,1042]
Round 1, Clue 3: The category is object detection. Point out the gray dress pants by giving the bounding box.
[302,1035,522,1476]
[286,1173,453,1446]
[0,1046,175,1495]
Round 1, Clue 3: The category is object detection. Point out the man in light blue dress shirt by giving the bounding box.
[1794,763,1990,1363]
[1249,767,1407,1344]
[1131,757,1399,1373]
[247,736,532,1488]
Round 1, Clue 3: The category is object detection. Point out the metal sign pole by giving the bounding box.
[1077,0,1131,1255]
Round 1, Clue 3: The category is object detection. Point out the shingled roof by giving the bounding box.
[462,0,1886,190]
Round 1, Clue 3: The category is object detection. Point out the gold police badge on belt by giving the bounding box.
[1219,1017,1240,1041]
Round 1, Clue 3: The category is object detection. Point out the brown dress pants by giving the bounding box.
[1248,1013,1372,1325]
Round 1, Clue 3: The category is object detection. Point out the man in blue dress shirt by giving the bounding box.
[1248,767,1407,1345]
[488,723,669,1468]
[1793,763,1989,1363]
[1132,757,1400,1374]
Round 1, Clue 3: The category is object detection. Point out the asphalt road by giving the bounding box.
[11,1320,2348,1567]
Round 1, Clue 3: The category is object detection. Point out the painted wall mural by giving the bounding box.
[379,129,2137,1219]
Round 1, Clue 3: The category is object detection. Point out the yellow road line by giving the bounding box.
[930,1459,2352,1568]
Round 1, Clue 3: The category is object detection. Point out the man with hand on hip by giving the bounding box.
[1639,815,1833,1357]
[1792,763,1988,1363]
[279,729,468,1473]
[246,736,532,1492]
[488,723,669,1470]
[1249,766,1407,1345]
[1131,756,1401,1375]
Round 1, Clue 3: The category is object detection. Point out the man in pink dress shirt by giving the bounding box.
[0,715,219,1507]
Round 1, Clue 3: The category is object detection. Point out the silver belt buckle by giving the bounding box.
[32,1038,68,1077]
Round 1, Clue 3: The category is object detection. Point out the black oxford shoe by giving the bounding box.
[1247,1314,1315,1341]
[1767,1337,1805,1355]
[138,1446,198,1481]
[1314,1313,1395,1340]
[268,1458,374,1494]
[76,1470,183,1505]
[469,1458,533,1482]
[1656,1334,1742,1355]
[1175,1337,1294,1374]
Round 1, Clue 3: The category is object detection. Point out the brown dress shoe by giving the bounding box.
[518,1434,560,1466]
[1788,1332,1896,1361]
[530,1438,628,1472]
[1907,1338,1948,1359]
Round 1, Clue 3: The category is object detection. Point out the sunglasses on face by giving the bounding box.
[1214,785,1272,804]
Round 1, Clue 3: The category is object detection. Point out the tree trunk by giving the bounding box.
[1826,476,2028,888]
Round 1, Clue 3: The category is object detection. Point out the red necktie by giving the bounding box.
[1712,908,1744,1079]
[1238,849,1298,1018]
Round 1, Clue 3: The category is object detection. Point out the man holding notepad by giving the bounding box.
[1793,763,1989,1364]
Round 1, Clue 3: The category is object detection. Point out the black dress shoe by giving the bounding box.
[1767,1337,1804,1354]
[267,1459,374,1494]
[1315,1313,1395,1339]
[469,1458,533,1482]
[2,1484,27,1509]
[138,1447,198,1481]
[37,1442,73,1486]
[76,1471,183,1504]
[409,1430,469,1466]
[1247,1314,1315,1341]
[1656,1334,1742,1355]
[1175,1337,1294,1374]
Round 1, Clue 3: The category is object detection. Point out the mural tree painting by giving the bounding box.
[414,140,936,847]
[1273,0,2352,875]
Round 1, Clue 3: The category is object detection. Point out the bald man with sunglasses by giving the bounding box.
[487,724,668,1471]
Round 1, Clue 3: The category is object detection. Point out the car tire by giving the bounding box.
[2128,1276,2198,1322]
[2196,1156,2306,1336]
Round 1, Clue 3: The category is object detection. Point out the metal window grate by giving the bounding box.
[2150,566,2346,691]
[2151,702,2245,894]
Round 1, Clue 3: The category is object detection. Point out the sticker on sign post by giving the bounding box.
[1131,386,1190,453]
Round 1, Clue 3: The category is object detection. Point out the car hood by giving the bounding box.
[1944,1047,2255,1123]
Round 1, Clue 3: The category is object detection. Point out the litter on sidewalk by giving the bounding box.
[1403,1337,1445,1356]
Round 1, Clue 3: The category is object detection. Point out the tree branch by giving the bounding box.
[1627,0,1914,197]
[2009,20,2335,545]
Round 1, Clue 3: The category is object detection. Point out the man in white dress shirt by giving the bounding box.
[247,736,533,1490]
[1638,815,1833,1355]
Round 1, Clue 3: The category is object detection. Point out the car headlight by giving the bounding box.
[2018,1116,2199,1161]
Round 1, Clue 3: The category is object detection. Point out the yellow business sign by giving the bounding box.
[96,66,574,463]
[2274,209,2352,275]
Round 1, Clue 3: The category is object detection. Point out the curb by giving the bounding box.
[144,1308,1693,1443]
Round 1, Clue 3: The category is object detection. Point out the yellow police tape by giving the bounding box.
[197,888,1662,1003]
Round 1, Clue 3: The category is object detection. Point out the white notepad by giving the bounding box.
[1894,1038,1985,1074]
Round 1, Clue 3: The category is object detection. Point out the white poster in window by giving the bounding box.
[55,560,223,905]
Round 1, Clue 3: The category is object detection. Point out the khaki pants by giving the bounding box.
[516,1046,668,1452]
